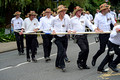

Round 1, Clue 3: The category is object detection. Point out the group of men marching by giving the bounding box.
[11,3,120,72]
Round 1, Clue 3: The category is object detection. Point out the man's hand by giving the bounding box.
[72,30,76,34]
[116,28,120,32]
[52,30,56,34]
[68,30,71,34]
[33,28,39,32]
[94,28,103,32]
[19,29,24,35]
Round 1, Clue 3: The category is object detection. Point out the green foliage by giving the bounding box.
[0,33,16,42]
[0,28,16,42]
[0,17,5,26]
[0,0,120,26]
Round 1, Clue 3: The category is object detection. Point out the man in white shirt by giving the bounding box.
[11,11,24,55]
[92,3,117,72]
[81,11,87,19]
[56,5,71,63]
[86,11,93,22]
[20,11,39,62]
[98,25,120,73]
[118,10,120,20]
[70,6,98,70]
[108,25,120,72]
[95,9,100,17]
[39,8,54,62]
[110,10,117,20]
[51,5,71,72]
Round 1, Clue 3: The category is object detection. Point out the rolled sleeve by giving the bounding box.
[85,19,97,31]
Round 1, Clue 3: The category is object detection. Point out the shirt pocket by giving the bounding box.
[107,17,112,25]
[80,20,85,26]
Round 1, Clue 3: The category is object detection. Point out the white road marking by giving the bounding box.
[89,42,96,45]
[0,42,96,72]
[0,66,13,71]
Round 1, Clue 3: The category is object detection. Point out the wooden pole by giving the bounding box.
[14,31,111,35]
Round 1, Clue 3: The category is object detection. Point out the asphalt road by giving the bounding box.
[0,34,120,80]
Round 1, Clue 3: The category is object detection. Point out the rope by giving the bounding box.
[14,30,111,35]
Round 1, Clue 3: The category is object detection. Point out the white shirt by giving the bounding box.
[56,14,70,20]
[85,14,90,20]
[81,15,87,19]
[94,13,116,32]
[110,11,117,19]
[22,18,39,33]
[11,17,23,30]
[95,12,99,18]
[109,25,120,45]
[51,15,70,37]
[39,16,54,33]
[118,13,120,19]
[88,14,93,21]
[70,16,97,35]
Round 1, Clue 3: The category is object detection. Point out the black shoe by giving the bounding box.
[83,66,90,69]
[27,58,31,62]
[77,63,83,69]
[65,58,70,63]
[18,52,21,55]
[97,70,108,74]
[32,58,37,63]
[45,57,51,62]
[92,58,96,66]
[21,52,25,55]
[56,66,61,69]
[61,68,66,72]
[109,64,119,72]
[48,57,51,61]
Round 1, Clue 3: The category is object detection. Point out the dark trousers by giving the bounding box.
[98,41,114,71]
[55,35,68,68]
[25,35,37,59]
[110,42,120,68]
[14,32,24,53]
[98,41,120,70]
[76,35,89,67]
[110,23,114,30]
[93,34,110,60]
[42,34,53,58]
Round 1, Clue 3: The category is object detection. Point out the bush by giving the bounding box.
[0,17,5,27]
[0,28,16,42]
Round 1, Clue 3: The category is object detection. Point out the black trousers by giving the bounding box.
[14,32,24,53]
[76,35,89,67]
[25,35,37,59]
[110,23,114,30]
[98,41,120,70]
[55,35,68,68]
[93,34,110,60]
[42,34,53,58]
[98,41,114,70]
[110,42,120,68]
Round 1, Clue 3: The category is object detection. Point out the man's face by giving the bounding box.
[16,14,20,18]
[97,10,99,13]
[30,15,36,20]
[104,8,109,14]
[46,12,51,17]
[60,10,66,16]
[83,12,85,15]
[76,10,82,17]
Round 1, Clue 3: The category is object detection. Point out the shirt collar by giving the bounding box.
[74,16,80,19]
[45,15,52,19]
[15,17,20,19]
[56,14,65,21]
[100,12,108,16]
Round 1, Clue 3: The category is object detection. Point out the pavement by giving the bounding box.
[0,34,120,80]
[0,36,43,53]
